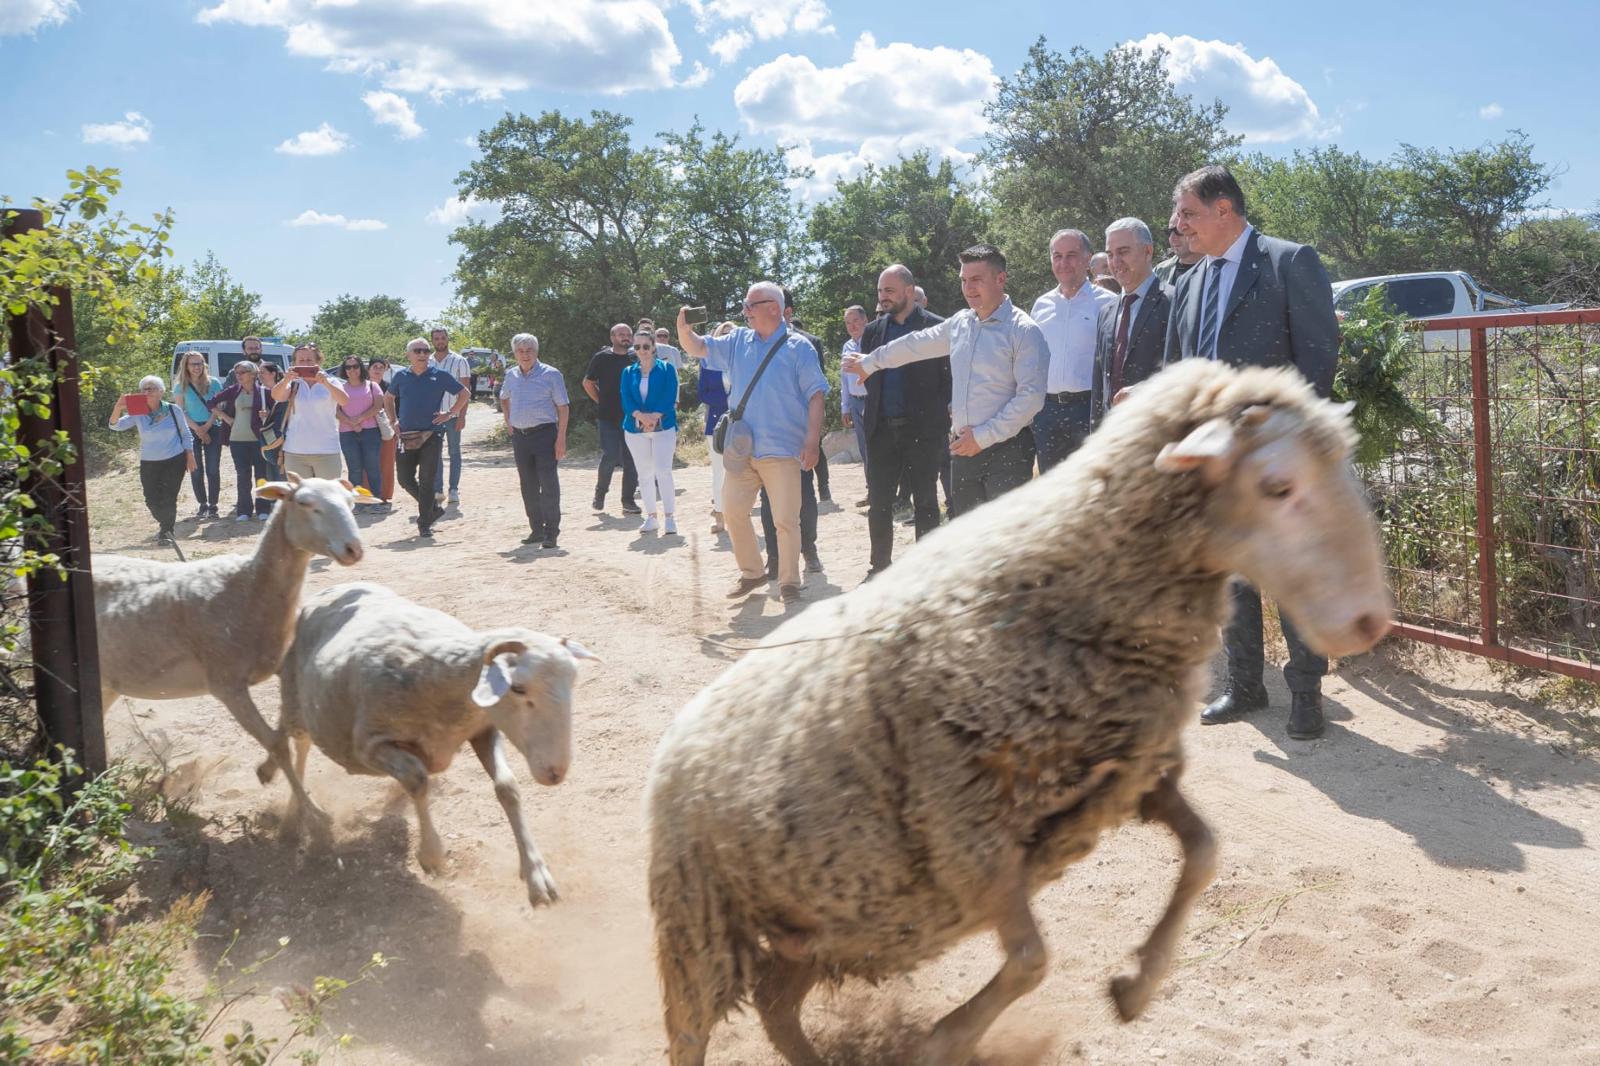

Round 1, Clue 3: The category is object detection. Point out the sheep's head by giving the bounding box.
[255,472,366,565]
[1155,383,1391,658]
[472,634,598,787]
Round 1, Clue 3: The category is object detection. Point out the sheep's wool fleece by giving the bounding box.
[647,360,1354,1012]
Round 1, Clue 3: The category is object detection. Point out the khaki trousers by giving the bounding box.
[724,456,801,587]
[284,451,344,480]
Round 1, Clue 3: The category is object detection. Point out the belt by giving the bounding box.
[882,415,917,427]
[1045,390,1089,403]
[511,423,555,433]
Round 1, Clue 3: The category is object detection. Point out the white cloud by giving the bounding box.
[736,33,996,147]
[685,0,831,41]
[362,90,423,138]
[275,122,351,156]
[81,111,151,146]
[198,0,685,97]
[680,61,713,89]
[424,194,497,227]
[0,0,75,36]
[784,136,979,201]
[1131,33,1333,143]
[287,209,386,231]
[1479,102,1504,120]
[709,28,751,64]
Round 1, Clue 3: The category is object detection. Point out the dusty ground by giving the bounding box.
[91,403,1600,1065]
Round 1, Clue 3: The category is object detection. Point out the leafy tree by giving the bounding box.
[1497,212,1600,305]
[305,292,419,364]
[804,152,989,350]
[1393,131,1552,288]
[982,38,1240,299]
[181,250,278,340]
[1237,147,1404,279]
[308,293,415,336]
[657,121,806,324]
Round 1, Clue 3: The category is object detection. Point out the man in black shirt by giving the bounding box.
[860,264,948,579]
[582,322,640,515]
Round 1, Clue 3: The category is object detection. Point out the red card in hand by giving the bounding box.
[123,393,152,416]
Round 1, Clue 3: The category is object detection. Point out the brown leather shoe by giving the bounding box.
[779,583,802,605]
[726,575,767,599]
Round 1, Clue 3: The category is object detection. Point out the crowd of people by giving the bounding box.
[109,164,1340,739]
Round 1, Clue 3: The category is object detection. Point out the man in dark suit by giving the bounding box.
[1163,164,1341,739]
[1091,217,1171,426]
[860,264,948,579]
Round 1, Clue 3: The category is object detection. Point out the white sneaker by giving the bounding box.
[255,513,269,521]
[235,514,249,522]
[434,491,446,504]
[664,515,678,535]
[639,515,659,534]
[448,489,460,504]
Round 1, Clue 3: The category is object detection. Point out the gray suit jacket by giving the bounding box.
[1161,228,1339,398]
[1091,279,1172,426]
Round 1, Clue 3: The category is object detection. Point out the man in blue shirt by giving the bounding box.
[500,332,569,550]
[678,282,827,604]
[383,337,468,538]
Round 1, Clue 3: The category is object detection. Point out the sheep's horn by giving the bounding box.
[483,638,528,664]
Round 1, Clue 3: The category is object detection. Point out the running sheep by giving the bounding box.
[94,473,367,821]
[646,359,1392,1065]
[263,582,597,907]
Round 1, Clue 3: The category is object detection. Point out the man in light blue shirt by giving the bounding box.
[678,282,827,604]
[499,332,569,549]
[844,244,1049,517]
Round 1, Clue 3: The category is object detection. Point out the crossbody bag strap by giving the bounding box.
[728,333,789,422]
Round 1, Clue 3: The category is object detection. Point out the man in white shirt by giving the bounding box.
[839,305,869,505]
[428,327,471,505]
[1029,229,1117,472]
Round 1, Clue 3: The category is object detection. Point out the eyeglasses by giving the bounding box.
[741,299,776,312]
[407,348,429,355]
[342,363,361,370]
[631,344,653,351]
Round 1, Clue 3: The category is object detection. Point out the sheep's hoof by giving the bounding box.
[1109,972,1150,1022]
[524,862,560,908]
[417,847,446,876]
[256,758,279,785]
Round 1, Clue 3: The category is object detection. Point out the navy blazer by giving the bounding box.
[1091,278,1172,426]
[1161,228,1339,398]
[859,305,950,437]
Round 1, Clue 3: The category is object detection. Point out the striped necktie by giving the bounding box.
[1198,258,1227,360]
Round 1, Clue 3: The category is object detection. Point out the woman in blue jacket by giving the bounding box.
[620,332,680,535]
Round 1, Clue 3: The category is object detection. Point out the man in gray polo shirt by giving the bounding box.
[500,332,570,549]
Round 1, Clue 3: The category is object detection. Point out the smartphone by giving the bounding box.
[293,365,319,380]
[122,393,152,416]
[684,306,709,328]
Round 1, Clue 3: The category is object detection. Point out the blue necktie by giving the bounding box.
[1198,258,1227,360]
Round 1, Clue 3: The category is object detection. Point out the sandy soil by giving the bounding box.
[92,403,1600,1065]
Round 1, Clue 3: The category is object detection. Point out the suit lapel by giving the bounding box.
[1181,270,1204,354]
[1128,287,1161,349]
[1221,233,1263,329]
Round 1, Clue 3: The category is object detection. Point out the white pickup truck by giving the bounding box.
[1330,271,1567,349]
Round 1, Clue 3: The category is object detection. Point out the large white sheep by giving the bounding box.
[94,473,367,819]
[646,360,1392,1066]
[262,582,596,907]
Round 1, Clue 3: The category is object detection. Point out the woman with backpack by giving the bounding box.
[174,351,225,518]
[109,376,195,544]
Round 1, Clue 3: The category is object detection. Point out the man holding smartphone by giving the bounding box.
[386,337,469,539]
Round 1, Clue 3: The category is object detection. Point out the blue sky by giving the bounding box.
[4,0,1598,332]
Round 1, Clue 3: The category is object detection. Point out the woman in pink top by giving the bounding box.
[336,356,385,503]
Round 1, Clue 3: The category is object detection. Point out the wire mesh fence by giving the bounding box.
[1364,309,1600,681]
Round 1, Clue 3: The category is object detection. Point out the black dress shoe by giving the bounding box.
[803,550,823,573]
[1199,685,1268,725]
[522,532,542,544]
[542,538,558,550]
[1287,692,1325,739]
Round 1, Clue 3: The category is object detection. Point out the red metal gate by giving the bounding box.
[1365,309,1600,682]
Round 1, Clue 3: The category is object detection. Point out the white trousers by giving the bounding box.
[709,447,725,512]
[624,428,677,517]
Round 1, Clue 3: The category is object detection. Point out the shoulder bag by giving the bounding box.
[372,382,395,441]
[713,333,788,472]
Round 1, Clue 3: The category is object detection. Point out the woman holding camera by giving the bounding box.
[207,360,276,521]
[109,376,195,544]
[620,331,680,535]
[269,343,349,480]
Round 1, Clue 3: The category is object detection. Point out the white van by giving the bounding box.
[171,339,294,382]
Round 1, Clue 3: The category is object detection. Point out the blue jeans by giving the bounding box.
[593,419,638,506]
[432,421,462,493]
[228,440,275,516]
[845,393,869,468]
[1031,392,1092,473]
[341,427,382,496]
[189,432,223,509]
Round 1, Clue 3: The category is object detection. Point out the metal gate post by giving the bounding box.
[3,207,107,774]
[1468,324,1499,649]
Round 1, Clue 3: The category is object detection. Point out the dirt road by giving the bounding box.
[95,403,1600,1064]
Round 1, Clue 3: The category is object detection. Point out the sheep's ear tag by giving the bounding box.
[472,656,512,708]
[1155,417,1236,474]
